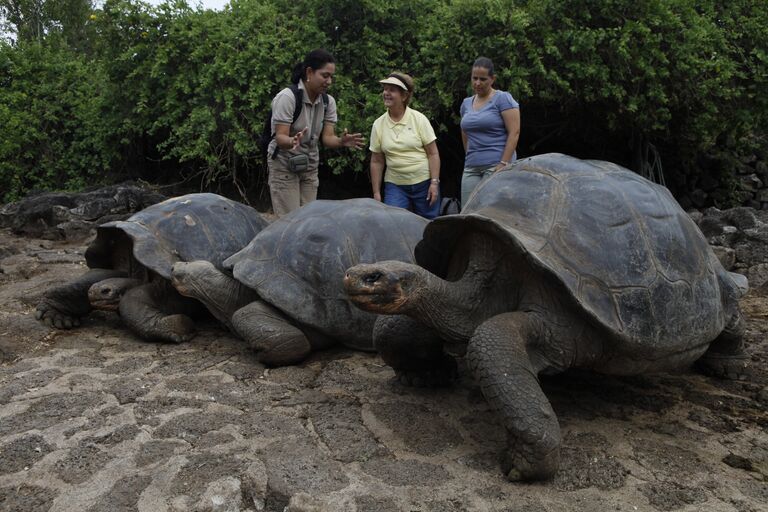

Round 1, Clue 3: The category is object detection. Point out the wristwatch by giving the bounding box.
[430,178,440,184]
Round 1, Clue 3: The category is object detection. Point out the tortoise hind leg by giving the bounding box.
[374,315,456,387]
[696,310,749,380]
[36,268,127,329]
[119,281,198,343]
[466,312,560,481]
[231,300,313,366]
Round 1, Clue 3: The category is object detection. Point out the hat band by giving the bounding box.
[380,76,409,92]
[388,73,411,92]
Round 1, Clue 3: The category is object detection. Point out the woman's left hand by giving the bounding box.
[427,181,439,206]
[340,129,365,150]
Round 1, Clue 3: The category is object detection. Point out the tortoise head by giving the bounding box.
[344,260,425,314]
[88,277,142,311]
[170,260,218,299]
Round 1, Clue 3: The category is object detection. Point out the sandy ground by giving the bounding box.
[0,228,766,512]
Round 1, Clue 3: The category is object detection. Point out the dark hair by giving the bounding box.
[472,57,495,77]
[291,49,335,84]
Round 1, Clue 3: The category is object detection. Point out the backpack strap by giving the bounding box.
[271,87,328,159]
[288,86,327,126]
[288,84,304,124]
[270,85,304,160]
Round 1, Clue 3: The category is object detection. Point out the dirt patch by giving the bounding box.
[1,227,767,511]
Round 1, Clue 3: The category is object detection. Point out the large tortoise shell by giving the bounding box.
[224,199,428,350]
[85,193,269,280]
[416,154,740,348]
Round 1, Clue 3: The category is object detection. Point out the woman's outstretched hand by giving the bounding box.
[340,129,365,150]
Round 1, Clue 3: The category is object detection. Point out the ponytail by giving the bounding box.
[291,61,306,85]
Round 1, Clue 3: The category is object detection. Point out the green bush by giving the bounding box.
[416,0,767,197]
[0,40,114,202]
[0,0,765,205]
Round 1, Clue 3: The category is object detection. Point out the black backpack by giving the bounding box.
[440,196,461,216]
[261,84,329,161]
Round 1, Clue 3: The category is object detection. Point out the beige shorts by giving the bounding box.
[268,165,319,217]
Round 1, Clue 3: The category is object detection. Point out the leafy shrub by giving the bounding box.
[0,0,765,205]
[0,40,114,202]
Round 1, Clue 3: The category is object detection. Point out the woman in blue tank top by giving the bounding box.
[459,57,521,206]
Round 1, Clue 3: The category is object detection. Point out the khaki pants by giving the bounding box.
[268,166,319,217]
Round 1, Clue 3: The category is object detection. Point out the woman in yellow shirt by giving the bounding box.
[369,72,441,219]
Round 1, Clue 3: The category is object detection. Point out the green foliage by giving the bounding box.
[291,0,440,174]
[0,0,766,203]
[0,40,114,202]
[0,0,93,48]
[92,0,329,191]
[149,0,324,185]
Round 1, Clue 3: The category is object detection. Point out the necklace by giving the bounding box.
[388,108,406,138]
[473,90,496,110]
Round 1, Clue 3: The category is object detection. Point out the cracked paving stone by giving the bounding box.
[0,391,106,436]
[0,484,57,512]
[53,444,114,484]
[0,434,54,474]
[638,481,708,511]
[134,440,187,468]
[86,473,152,512]
[369,401,463,455]
[360,456,451,487]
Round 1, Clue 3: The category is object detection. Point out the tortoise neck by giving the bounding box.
[406,266,498,343]
[409,232,522,342]
[183,266,257,331]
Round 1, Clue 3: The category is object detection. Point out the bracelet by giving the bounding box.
[430,178,440,184]
[499,160,509,166]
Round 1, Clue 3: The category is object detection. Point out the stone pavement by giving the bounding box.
[0,233,766,511]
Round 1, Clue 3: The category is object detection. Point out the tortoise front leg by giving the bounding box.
[36,268,127,329]
[374,315,456,387]
[231,300,313,366]
[119,282,198,343]
[466,312,560,481]
[696,309,750,380]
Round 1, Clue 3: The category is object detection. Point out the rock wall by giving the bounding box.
[689,206,768,290]
[0,184,166,241]
[678,154,768,211]
[735,156,768,210]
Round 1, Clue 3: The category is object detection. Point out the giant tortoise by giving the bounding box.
[343,153,749,481]
[36,193,269,342]
[170,198,431,365]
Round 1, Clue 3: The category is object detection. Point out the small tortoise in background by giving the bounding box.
[36,193,269,342]
[171,199,431,366]
[344,153,749,481]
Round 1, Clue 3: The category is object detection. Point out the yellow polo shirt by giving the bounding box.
[369,107,437,185]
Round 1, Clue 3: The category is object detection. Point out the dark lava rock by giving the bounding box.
[0,183,165,240]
